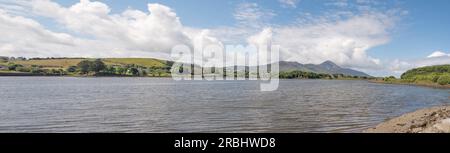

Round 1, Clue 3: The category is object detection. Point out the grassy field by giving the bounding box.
[0,58,173,77]
[12,59,84,69]
[102,58,168,68]
[8,58,169,69]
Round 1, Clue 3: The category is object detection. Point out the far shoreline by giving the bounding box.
[3,73,449,85]
[0,74,172,78]
[2,73,450,90]
[368,79,450,89]
[0,73,372,80]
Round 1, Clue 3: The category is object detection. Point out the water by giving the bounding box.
[0,77,448,133]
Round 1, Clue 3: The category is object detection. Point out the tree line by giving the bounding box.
[1,58,171,77]
[279,70,369,79]
[73,59,170,77]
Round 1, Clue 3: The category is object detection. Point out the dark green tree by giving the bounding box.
[7,63,22,71]
[66,66,77,73]
[116,67,126,75]
[104,66,116,74]
[90,59,106,73]
[128,67,139,76]
[77,60,92,74]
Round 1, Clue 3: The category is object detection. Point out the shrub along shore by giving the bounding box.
[369,64,450,89]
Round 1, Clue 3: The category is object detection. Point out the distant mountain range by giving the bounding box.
[220,60,371,77]
[279,60,371,77]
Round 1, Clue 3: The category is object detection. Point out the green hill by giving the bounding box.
[10,58,169,69]
[102,58,170,68]
[12,58,85,69]
[0,58,173,77]
[401,64,450,85]
[371,64,450,88]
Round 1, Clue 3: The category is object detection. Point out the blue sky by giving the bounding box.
[370,0,450,59]
[49,0,450,59]
[0,0,449,76]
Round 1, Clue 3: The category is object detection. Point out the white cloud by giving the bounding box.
[326,0,349,7]
[0,0,222,59]
[246,28,273,65]
[0,0,34,15]
[247,28,273,47]
[278,0,300,8]
[427,51,450,58]
[213,0,403,73]
[271,12,393,70]
[29,0,195,52]
[387,52,450,76]
[213,10,394,72]
[233,2,275,28]
[209,2,276,45]
[0,9,79,57]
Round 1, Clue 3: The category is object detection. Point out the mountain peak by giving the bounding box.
[278,60,371,77]
[320,60,340,68]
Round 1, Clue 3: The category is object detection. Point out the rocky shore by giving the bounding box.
[364,106,450,133]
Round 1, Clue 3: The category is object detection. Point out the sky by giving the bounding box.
[0,0,449,76]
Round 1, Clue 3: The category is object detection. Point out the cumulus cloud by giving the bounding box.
[216,10,396,70]
[29,0,194,52]
[212,1,402,72]
[272,12,392,70]
[247,28,273,47]
[0,9,79,57]
[0,0,223,59]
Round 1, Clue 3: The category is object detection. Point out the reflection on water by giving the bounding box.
[0,77,448,132]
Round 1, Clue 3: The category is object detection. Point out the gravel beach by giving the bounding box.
[364,106,450,133]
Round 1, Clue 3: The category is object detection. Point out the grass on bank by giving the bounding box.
[12,59,84,69]
[102,58,168,68]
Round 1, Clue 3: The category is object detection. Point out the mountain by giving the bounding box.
[279,60,371,77]
[199,60,371,77]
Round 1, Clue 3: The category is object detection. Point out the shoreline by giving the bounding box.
[0,72,369,80]
[0,72,172,78]
[364,106,450,133]
[2,74,449,89]
[368,80,450,89]
[0,75,172,78]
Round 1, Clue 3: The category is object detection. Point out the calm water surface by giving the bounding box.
[0,77,448,132]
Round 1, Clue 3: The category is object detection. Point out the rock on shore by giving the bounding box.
[364,106,450,133]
